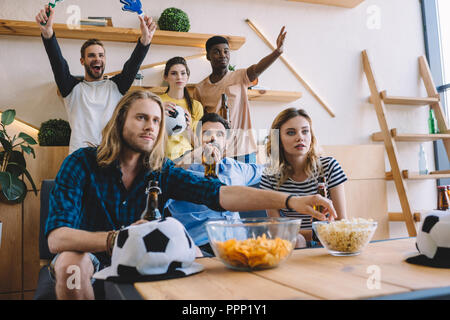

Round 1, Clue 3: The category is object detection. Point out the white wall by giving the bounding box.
[0,0,437,237]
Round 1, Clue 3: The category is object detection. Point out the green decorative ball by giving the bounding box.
[158,7,190,32]
[38,119,71,146]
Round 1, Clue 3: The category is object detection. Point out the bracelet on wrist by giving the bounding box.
[106,230,118,256]
[285,194,295,211]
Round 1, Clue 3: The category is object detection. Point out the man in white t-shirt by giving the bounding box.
[35,5,156,153]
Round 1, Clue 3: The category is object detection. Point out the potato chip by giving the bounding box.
[214,234,293,269]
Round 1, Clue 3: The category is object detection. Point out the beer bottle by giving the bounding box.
[312,176,327,242]
[447,186,450,207]
[428,109,439,134]
[313,177,327,212]
[202,148,218,179]
[437,186,449,210]
[141,180,161,221]
[221,93,230,125]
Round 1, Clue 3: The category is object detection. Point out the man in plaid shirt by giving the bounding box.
[46,90,336,299]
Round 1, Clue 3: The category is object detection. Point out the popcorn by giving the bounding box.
[315,218,376,253]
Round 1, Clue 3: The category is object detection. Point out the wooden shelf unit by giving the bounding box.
[132,86,302,102]
[386,170,450,181]
[287,0,364,8]
[0,19,246,50]
[369,90,440,106]
[372,128,450,142]
[362,51,450,237]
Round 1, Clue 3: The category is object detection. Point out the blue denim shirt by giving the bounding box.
[165,157,264,246]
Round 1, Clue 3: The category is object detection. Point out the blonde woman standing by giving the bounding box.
[260,108,347,244]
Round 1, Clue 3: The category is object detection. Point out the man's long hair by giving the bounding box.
[97,90,167,170]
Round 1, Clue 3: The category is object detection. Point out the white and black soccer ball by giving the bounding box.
[415,210,450,265]
[165,105,187,136]
[93,217,203,281]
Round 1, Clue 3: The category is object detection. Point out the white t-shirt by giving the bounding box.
[64,80,122,154]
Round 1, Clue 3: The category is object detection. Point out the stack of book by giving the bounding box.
[80,17,113,27]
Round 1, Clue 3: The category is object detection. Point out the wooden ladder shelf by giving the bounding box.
[362,50,450,237]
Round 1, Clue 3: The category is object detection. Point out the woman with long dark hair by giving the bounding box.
[161,56,204,161]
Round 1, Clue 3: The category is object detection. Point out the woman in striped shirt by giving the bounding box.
[260,108,347,244]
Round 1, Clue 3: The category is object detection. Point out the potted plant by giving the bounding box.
[38,119,71,146]
[0,109,38,203]
[158,7,190,32]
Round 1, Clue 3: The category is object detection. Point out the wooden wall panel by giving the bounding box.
[23,191,40,291]
[24,146,69,190]
[23,291,35,300]
[344,180,389,240]
[0,203,22,293]
[321,145,386,180]
[0,292,22,300]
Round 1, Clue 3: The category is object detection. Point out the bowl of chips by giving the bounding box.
[205,218,301,271]
[312,218,377,256]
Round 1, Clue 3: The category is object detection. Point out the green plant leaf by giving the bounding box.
[20,145,36,158]
[18,132,37,145]
[0,171,24,201]
[1,109,16,126]
[23,168,38,196]
[0,136,12,152]
[8,182,27,204]
[5,150,27,177]
[0,171,8,187]
[6,162,26,176]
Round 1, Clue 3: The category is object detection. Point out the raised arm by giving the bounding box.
[36,5,80,97]
[246,26,287,82]
[220,185,336,221]
[35,4,54,39]
[111,16,156,94]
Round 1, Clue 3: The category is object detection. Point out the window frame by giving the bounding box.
[421,0,449,185]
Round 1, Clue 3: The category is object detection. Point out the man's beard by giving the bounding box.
[122,134,153,155]
[84,64,104,80]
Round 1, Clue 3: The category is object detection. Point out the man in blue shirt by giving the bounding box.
[166,113,265,255]
[46,90,336,299]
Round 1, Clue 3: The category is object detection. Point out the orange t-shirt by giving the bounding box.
[193,69,257,157]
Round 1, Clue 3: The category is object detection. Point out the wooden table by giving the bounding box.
[106,238,450,300]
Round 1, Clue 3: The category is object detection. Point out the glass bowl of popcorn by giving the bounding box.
[312,218,377,256]
[206,217,301,270]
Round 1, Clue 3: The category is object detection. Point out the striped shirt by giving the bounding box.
[260,157,347,229]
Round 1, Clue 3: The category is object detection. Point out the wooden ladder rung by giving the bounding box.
[369,90,440,106]
[386,170,450,180]
[431,169,450,175]
[372,128,450,142]
[389,212,421,222]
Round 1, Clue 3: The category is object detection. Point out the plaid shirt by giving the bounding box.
[45,147,225,236]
